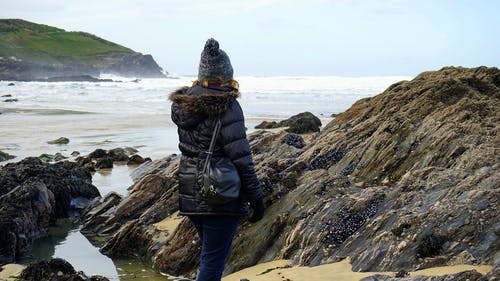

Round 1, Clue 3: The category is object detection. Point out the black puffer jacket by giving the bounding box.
[169,85,263,216]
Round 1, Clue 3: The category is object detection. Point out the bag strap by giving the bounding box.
[202,117,222,173]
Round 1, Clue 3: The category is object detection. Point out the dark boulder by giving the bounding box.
[39,153,68,163]
[2,98,18,102]
[281,112,322,133]
[255,120,279,129]
[7,83,15,86]
[127,154,145,165]
[88,149,107,160]
[108,148,130,162]
[0,157,100,264]
[47,137,69,145]
[255,112,322,134]
[19,258,110,281]
[95,157,113,169]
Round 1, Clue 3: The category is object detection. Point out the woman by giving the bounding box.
[169,38,265,281]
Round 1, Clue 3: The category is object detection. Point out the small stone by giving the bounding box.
[127,154,146,165]
[96,157,113,169]
[354,181,366,188]
[381,177,390,186]
[47,137,70,145]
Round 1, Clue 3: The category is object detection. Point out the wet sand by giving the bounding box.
[0,112,179,164]
[222,258,493,281]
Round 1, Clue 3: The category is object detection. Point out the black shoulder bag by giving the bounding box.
[197,117,241,205]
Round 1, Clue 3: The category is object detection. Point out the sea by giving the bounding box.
[0,75,411,280]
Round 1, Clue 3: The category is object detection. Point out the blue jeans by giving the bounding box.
[188,215,240,281]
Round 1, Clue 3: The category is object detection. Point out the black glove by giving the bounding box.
[248,197,265,223]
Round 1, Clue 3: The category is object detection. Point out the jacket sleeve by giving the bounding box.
[220,100,263,201]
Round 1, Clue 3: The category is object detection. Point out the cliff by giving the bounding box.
[0,19,166,80]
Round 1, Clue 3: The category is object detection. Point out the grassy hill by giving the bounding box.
[0,19,165,79]
[0,19,134,65]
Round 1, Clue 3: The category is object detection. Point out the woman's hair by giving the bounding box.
[192,79,239,90]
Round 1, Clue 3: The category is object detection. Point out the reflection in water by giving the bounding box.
[24,219,119,280]
[26,219,172,280]
[92,164,135,196]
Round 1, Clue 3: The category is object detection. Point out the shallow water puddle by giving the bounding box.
[22,218,171,281]
[92,164,135,196]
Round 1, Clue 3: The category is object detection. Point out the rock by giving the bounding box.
[71,151,80,157]
[84,162,96,172]
[88,147,138,163]
[330,113,338,117]
[1,94,12,97]
[123,147,139,155]
[0,150,15,162]
[80,159,180,264]
[2,98,18,102]
[280,133,305,149]
[362,270,484,280]
[7,83,15,86]
[255,120,279,129]
[127,154,145,165]
[95,157,113,169]
[19,258,110,281]
[81,192,123,234]
[88,148,107,159]
[0,157,100,263]
[281,112,322,134]
[108,147,130,162]
[130,154,179,182]
[47,137,69,145]
[38,153,68,163]
[98,174,179,258]
[255,112,322,134]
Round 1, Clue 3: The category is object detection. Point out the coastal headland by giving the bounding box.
[0,19,166,81]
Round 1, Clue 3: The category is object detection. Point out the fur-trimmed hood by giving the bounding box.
[169,85,240,115]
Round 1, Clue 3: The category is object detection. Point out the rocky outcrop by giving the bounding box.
[0,57,164,81]
[255,111,322,133]
[80,67,499,278]
[0,158,100,264]
[81,155,180,263]
[19,258,109,281]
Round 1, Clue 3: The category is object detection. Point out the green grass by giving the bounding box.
[0,19,134,65]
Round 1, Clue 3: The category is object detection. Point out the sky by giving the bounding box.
[1,0,499,76]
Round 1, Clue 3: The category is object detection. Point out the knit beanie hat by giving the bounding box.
[198,38,233,84]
